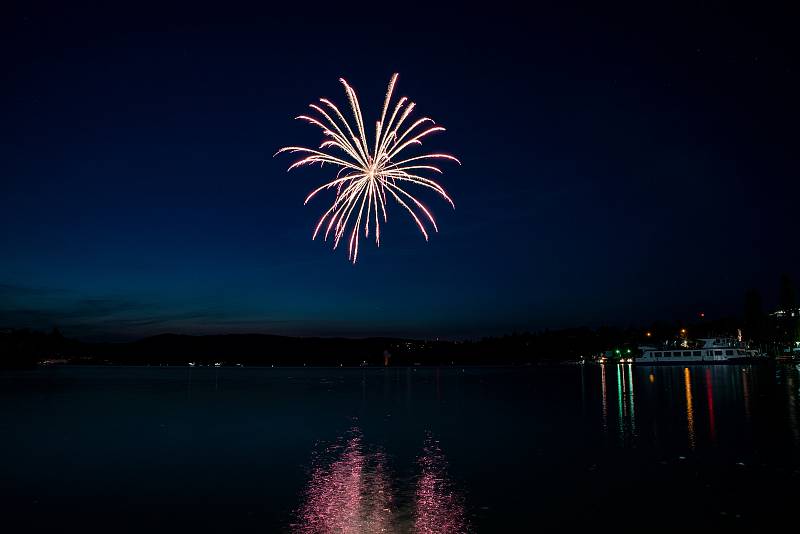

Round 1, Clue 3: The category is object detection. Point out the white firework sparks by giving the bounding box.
[276,73,459,263]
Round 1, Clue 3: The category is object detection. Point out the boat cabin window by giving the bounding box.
[683,351,692,356]
[654,352,662,357]
[693,351,701,356]
[662,352,670,357]
[725,349,734,356]
[714,350,723,356]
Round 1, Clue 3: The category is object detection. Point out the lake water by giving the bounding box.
[2,364,799,532]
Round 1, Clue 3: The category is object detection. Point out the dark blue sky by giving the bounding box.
[2,2,798,340]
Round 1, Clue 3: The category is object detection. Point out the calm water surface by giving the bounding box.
[2,364,800,532]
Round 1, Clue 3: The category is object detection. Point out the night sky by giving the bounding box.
[2,2,798,340]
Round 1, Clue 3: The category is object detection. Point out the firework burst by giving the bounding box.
[276,73,459,263]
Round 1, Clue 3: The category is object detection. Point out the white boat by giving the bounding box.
[637,337,763,364]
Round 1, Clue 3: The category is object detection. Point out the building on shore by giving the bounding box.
[769,307,800,357]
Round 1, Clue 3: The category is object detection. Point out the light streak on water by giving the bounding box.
[684,367,696,450]
[616,364,624,442]
[705,368,716,443]
[627,363,636,435]
[615,363,636,441]
[601,364,608,436]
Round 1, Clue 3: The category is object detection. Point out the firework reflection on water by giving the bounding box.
[293,428,467,533]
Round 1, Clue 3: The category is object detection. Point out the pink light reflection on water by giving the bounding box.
[294,429,392,534]
[294,429,467,533]
[413,436,468,534]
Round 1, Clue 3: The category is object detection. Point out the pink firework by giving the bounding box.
[276,74,459,263]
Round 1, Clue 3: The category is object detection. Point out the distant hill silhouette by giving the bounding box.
[1,314,760,368]
[1,328,641,367]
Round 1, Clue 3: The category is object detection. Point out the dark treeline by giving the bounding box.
[2,329,625,367]
[2,273,798,367]
[0,319,759,368]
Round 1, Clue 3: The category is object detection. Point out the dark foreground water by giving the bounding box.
[2,364,800,532]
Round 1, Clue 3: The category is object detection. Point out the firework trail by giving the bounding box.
[277,74,458,263]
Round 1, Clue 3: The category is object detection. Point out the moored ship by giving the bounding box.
[638,337,764,364]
